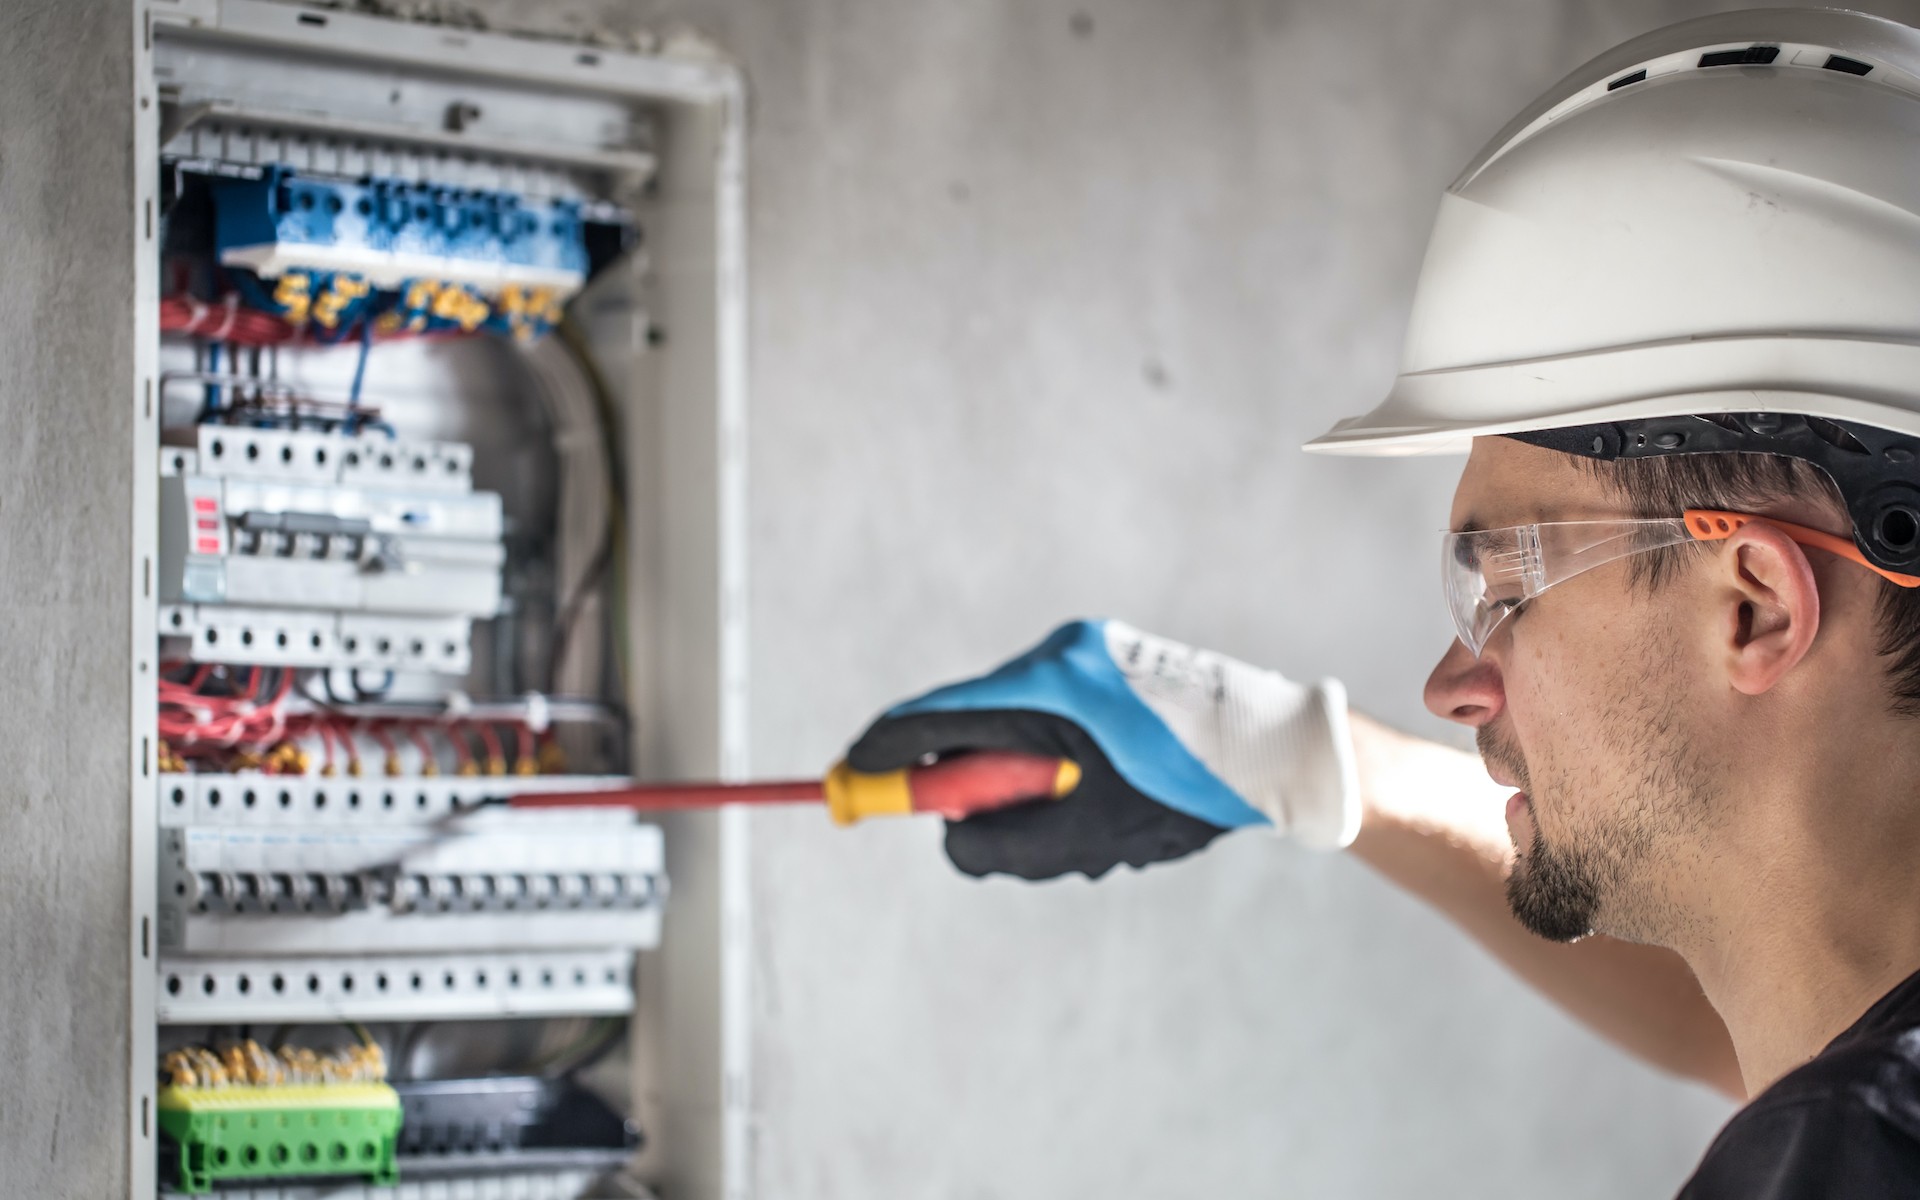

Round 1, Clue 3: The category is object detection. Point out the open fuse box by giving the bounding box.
[126,4,751,1197]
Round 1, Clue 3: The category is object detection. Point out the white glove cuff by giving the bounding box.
[1278,678,1361,850]
[1103,622,1361,848]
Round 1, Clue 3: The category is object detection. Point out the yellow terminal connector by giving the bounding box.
[273,272,313,324]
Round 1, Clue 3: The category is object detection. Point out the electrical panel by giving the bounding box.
[132,4,750,1199]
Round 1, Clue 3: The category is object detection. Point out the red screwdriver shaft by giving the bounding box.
[506,750,1083,825]
[510,779,824,811]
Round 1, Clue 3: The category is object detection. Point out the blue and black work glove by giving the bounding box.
[845,620,1360,880]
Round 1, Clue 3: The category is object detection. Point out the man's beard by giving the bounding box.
[1505,818,1605,942]
[1479,724,1609,943]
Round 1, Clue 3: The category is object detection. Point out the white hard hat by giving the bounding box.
[1305,9,1920,572]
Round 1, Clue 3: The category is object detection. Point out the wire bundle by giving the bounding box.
[160,293,297,346]
[163,1038,387,1090]
[158,668,554,777]
[158,666,293,753]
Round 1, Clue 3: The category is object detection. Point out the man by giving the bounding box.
[846,9,1920,1195]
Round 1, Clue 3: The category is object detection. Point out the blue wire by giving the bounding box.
[202,342,222,422]
[345,319,373,435]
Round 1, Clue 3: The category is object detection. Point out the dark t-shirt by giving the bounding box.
[1677,969,1920,1198]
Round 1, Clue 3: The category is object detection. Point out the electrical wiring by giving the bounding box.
[161,290,493,354]
[554,318,628,695]
[345,319,374,428]
[513,722,538,775]
[351,668,396,701]
[161,293,297,346]
[204,342,222,420]
[164,667,605,777]
[366,722,402,777]
[558,318,633,700]
[529,1016,625,1078]
[406,724,441,776]
[158,666,293,752]
[521,323,621,701]
[313,717,340,776]
[394,1023,435,1082]
[473,721,507,776]
[446,721,475,776]
[161,1037,386,1089]
[548,537,615,691]
[338,719,364,777]
[164,368,392,434]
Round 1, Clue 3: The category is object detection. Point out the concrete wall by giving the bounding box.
[468,0,1920,1195]
[0,1,135,1194]
[22,0,1920,1195]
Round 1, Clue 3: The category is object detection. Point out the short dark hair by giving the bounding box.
[1578,450,1920,717]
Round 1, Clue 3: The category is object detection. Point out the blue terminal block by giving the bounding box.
[213,168,590,297]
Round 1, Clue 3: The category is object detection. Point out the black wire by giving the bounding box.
[351,668,396,700]
[548,537,615,691]
[395,1022,434,1082]
[323,669,354,707]
[552,1017,628,1079]
[544,320,626,693]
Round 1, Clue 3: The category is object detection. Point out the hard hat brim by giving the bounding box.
[1303,333,1920,456]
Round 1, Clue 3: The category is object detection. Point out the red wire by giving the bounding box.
[160,295,297,346]
[314,720,338,774]
[338,720,363,773]
[160,293,475,347]
[474,721,505,768]
[446,722,475,773]
[406,724,439,774]
[157,667,295,750]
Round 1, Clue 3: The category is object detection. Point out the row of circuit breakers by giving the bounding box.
[153,156,664,1054]
[160,425,499,674]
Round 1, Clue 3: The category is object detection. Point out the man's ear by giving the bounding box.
[1717,522,1821,697]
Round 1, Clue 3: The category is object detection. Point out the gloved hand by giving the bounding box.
[845,619,1358,880]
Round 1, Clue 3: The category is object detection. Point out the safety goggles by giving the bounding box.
[1442,509,1920,657]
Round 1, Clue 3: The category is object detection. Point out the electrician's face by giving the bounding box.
[1425,438,1719,944]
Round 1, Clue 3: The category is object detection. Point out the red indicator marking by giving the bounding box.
[195,538,220,555]
[191,497,218,514]
[195,518,218,531]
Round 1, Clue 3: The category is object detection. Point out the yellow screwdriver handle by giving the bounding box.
[824,752,1082,827]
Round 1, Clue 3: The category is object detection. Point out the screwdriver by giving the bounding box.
[503,750,1083,825]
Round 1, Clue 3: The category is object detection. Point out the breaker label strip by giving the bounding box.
[157,949,635,1024]
[159,604,473,671]
[159,773,640,828]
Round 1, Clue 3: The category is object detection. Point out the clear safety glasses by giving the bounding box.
[1441,509,1920,657]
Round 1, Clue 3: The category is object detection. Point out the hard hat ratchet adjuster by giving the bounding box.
[1510,414,1920,576]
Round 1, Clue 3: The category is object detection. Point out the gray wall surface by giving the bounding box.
[450,0,1920,1196]
[22,0,1920,1196]
[0,0,135,1194]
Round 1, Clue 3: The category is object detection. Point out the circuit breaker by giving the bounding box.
[128,4,750,1198]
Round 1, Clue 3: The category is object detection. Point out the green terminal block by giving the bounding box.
[158,1081,402,1194]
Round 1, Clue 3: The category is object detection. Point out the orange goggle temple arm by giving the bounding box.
[1683,509,1920,589]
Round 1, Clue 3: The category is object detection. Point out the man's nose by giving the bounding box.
[1424,638,1506,728]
